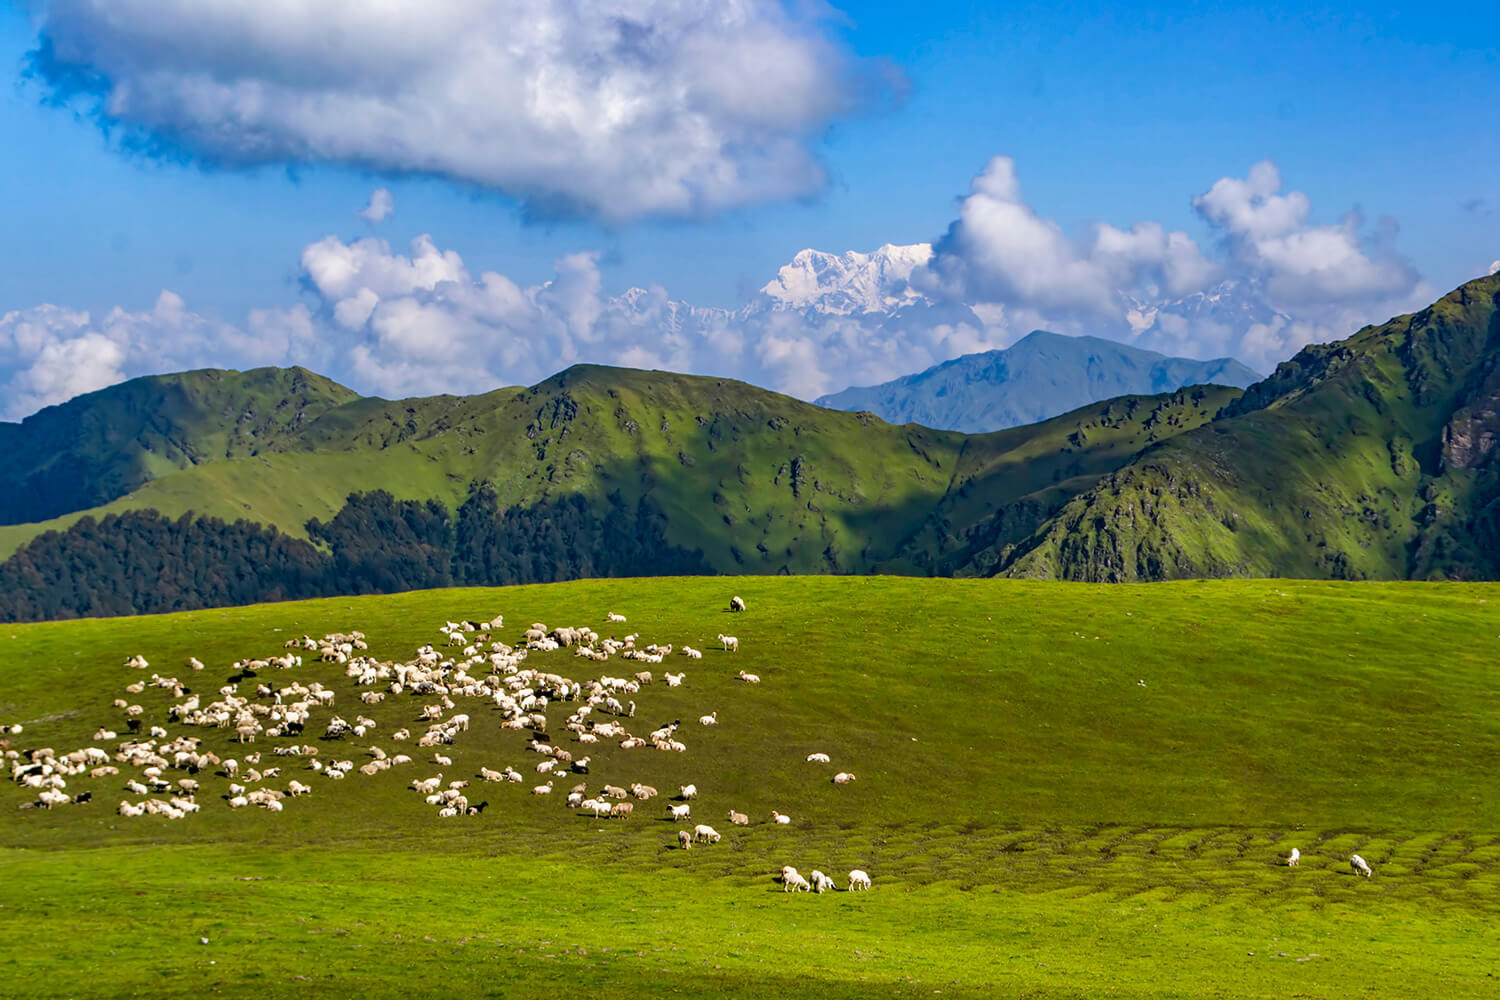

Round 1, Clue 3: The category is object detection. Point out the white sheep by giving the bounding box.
[810,870,835,894]
[1350,854,1373,878]
[679,783,698,799]
[677,830,692,850]
[1287,847,1300,867]
[669,803,692,821]
[664,672,686,687]
[698,712,717,726]
[848,869,872,891]
[532,781,553,795]
[736,670,760,683]
[782,871,811,893]
[727,810,749,826]
[682,647,702,660]
[606,612,627,623]
[832,772,856,785]
[806,753,831,764]
[693,824,721,844]
[717,634,739,652]
[729,596,746,612]
[770,810,791,825]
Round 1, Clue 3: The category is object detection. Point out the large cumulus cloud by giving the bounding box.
[26,0,876,221]
[920,157,1430,372]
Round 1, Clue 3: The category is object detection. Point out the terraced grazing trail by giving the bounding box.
[2,577,1498,998]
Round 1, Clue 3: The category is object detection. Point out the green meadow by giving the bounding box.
[2,576,1498,997]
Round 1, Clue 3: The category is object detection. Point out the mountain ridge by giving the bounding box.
[816,330,1261,432]
[995,272,1500,581]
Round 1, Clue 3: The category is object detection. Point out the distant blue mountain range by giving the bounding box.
[816,330,1261,432]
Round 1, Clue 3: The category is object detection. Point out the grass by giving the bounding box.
[2,576,1499,997]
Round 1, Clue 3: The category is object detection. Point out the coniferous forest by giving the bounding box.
[0,485,710,622]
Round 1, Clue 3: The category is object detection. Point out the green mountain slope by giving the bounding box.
[0,366,359,525]
[0,366,1236,610]
[816,330,1260,432]
[999,273,1500,581]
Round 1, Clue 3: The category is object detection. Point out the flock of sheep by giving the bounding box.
[3,594,875,894]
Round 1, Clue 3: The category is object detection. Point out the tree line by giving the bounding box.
[0,485,711,622]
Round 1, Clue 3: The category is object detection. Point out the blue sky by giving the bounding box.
[1,1,1496,414]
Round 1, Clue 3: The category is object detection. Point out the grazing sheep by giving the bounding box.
[782,871,811,893]
[669,804,692,821]
[1287,847,1300,867]
[717,634,739,652]
[832,772,856,785]
[693,824,721,844]
[677,830,692,850]
[610,801,634,820]
[806,753,831,764]
[848,869,872,891]
[1350,854,1373,878]
[770,810,791,825]
[810,870,835,894]
[729,596,746,612]
[727,810,749,826]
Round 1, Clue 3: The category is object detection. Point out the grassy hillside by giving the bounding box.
[1,577,1497,997]
[0,367,1237,579]
[1001,273,1500,581]
[0,366,358,526]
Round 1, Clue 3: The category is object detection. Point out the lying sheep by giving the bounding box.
[770,810,791,825]
[806,753,831,764]
[727,810,749,826]
[832,772,856,785]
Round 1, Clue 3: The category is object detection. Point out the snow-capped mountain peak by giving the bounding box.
[760,243,933,315]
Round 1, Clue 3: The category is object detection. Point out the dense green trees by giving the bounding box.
[0,485,710,622]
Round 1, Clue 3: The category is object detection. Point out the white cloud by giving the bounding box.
[0,291,327,420]
[0,155,1445,419]
[920,156,1219,318]
[31,0,877,221]
[919,157,1428,373]
[1191,161,1419,307]
[359,188,395,224]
